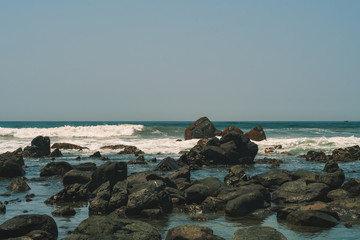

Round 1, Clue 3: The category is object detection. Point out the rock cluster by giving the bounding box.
[302,145,360,162]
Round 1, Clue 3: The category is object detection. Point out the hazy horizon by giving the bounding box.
[1,1,359,121]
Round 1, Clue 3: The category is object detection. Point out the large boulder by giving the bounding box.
[88,162,127,192]
[0,151,25,178]
[244,126,266,141]
[179,132,258,167]
[63,170,92,186]
[222,126,243,136]
[272,179,329,203]
[233,226,287,240]
[166,225,224,240]
[64,211,161,240]
[225,191,266,217]
[327,198,360,223]
[286,210,339,228]
[40,161,74,177]
[51,142,89,150]
[23,136,51,157]
[184,117,218,140]
[0,214,58,239]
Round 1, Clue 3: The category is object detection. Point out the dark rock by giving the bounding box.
[303,150,330,162]
[101,144,127,150]
[222,126,244,136]
[184,117,218,140]
[342,179,360,196]
[327,189,352,201]
[51,206,76,217]
[88,181,112,215]
[189,215,217,222]
[49,148,63,158]
[88,161,127,192]
[225,191,266,217]
[272,179,329,203]
[140,208,163,219]
[51,143,89,150]
[328,198,360,223]
[0,214,57,239]
[108,181,128,212]
[63,170,92,186]
[233,226,287,240]
[179,132,258,167]
[63,212,161,240]
[0,151,25,178]
[128,156,148,165]
[89,151,101,158]
[256,158,283,165]
[148,157,157,163]
[155,157,180,171]
[45,183,88,204]
[23,136,51,157]
[244,125,266,141]
[40,161,73,177]
[101,156,110,161]
[169,166,190,182]
[252,170,293,189]
[323,161,340,173]
[24,230,55,240]
[224,165,249,186]
[332,145,360,162]
[166,225,224,240]
[118,145,144,155]
[0,202,5,214]
[6,177,30,193]
[26,193,35,199]
[72,162,97,171]
[265,147,274,153]
[286,210,339,228]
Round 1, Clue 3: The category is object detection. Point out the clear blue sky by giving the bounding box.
[1,1,359,121]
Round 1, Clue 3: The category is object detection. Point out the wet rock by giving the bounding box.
[184,116,218,140]
[342,179,360,196]
[72,162,97,171]
[40,162,73,177]
[189,215,217,222]
[332,145,360,162]
[222,126,244,136]
[0,202,5,214]
[265,147,274,153]
[286,210,339,228]
[303,150,330,162]
[169,166,190,182]
[89,181,112,215]
[323,161,340,173]
[45,183,88,204]
[166,225,224,240]
[128,155,148,165]
[6,177,30,193]
[224,165,249,186]
[272,179,329,204]
[63,170,92,186]
[148,157,157,163]
[327,189,352,201]
[245,125,266,141]
[155,157,180,171]
[328,198,360,224]
[100,144,127,150]
[51,143,89,150]
[108,181,128,212]
[0,151,25,178]
[0,214,57,239]
[233,226,287,240]
[118,145,145,155]
[225,191,266,217]
[49,148,63,158]
[23,136,51,157]
[63,211,161,240]
[88,161,127,192]
[89,151,101,158]
[51,206,76,217]
[179,132,258,167]
[252,170,293,189]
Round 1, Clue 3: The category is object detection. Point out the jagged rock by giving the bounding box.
[63,211,161,240]
[166,225,224,240]
[303,150,330,162]
[49,148,63,158]
[89,151,102,158]
[128,155,148,165]
[51,143,89,150]
[45,183,88,204]
[51,206,76,217]
[6,177,30,193]
[272,179,329,203]
[155,157,180,171]
[0,151,25,178]
[88,162,127,192]
[244,126,266,141]
[0,214,57,239]
[40,162,73,177]
[222,126,244,136]
[224,165,249,186]
[179,132,258,167]
[184,117,218,140]
[332,145,360,162]
[23,136,51,157]
[169,166,190,182]
[63,170,92,186]
[233,226,287,240]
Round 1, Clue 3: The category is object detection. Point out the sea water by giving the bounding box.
[0,121,360,239]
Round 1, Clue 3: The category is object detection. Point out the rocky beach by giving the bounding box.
[1,118,360,239]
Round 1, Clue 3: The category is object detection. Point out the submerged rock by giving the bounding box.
[52,206,76,217]
[6,177,31,193]
[184,117,218,140]
[0,151,25,178]
[233,226,287,240]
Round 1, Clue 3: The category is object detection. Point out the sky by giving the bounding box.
[1,1,359,121]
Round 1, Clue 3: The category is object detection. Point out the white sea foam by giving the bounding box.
[0,124,144,139]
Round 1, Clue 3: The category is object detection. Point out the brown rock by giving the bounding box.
[51,143,89,150]
[222,126,243,136]
[245,126,266,141]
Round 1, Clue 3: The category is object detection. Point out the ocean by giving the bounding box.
[1,121,360,239]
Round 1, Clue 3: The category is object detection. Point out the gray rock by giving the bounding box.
[6,177,30,193]
[166,225,224,240]
[233,226,287,240]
